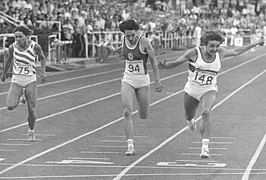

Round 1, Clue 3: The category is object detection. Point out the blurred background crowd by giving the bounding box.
[1,0,266,59]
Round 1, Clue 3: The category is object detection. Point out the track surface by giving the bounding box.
[0,48,266,180]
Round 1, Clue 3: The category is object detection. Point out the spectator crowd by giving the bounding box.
[1,0,266,59]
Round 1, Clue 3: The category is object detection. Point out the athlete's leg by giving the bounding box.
[184,92,199,131]
[199,90,217,139]
[199,90,217,158]
[6,82,23,110]
[184,92,199,120]
[121,81,135,141]
[135,85,150,119]
[24,81,37,131]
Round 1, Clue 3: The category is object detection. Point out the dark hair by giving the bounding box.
[119,19,139,33]
[13,25,33,36]
[200,30,225,45]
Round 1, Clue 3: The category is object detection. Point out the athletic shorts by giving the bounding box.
[11,74,37,87]
[184,81,218,101]
[122,73,150,89]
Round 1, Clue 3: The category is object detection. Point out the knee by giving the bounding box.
[139,113,148,119]
[124,108,132,119]
[7,106,14,111]
[202,109,211,120]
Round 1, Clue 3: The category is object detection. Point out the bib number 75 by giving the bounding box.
[19,66,30,75]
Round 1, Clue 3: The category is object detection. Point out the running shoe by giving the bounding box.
[19,94,26,104]
[187,119,196,131]
[200,145,210,159]
[125,145,135,156]
[28,130,36,142]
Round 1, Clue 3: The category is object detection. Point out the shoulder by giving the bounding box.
[8,43,14,52]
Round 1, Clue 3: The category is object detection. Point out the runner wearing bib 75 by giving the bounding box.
[1,25,47,142]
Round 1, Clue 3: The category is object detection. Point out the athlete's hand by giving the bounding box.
[158,59,167,69]
[39,72,47,84]
[1,73,6,82]
[155,80,163,92]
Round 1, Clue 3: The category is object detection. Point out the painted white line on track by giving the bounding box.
[80,151,120,154]
[189,147,228,150]
[1,172,266,179]
[112,69,266,180]
[0,71,186,111]
[193,142,232,144]
[242,133,266,180]
[0,143,30,146]
[0,55,264,176]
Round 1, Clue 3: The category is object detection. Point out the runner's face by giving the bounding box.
[125,30,137,44]
[206,40,220,55]
[14,31,27,46]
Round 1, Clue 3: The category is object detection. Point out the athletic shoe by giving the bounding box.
[200,145,210,159]
[19,94,26,104]
[28,130,36,142]
[187,119,196,131]
[125,145,135,156]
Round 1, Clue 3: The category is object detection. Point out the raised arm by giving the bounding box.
[158,48,197,69]
[222,39,264,58]
[1,44,14,82]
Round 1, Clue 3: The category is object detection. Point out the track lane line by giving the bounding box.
[242,133,266,180]
[0,54,265,175]
[113,69,266,180]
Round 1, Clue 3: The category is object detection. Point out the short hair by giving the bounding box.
[119,19,139,33]
[200,30,225,45]
[13,25,33,36]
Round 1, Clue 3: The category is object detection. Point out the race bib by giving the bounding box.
[125,60,145,75]
[192,69,217,85]
[15,64,33,76]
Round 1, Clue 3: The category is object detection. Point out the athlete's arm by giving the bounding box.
[158,48,197,69]
[107,44,122,53]
[142,37,163,92]
[34,43,47,83]
[223,39,264,58]
[1,45,14,82]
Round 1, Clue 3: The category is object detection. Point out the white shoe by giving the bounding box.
[200,146,210,159]
[187,120,196,131]
[125,146,135,156]
[28,130,36,142]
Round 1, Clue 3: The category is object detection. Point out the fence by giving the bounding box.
[0,29,261,67]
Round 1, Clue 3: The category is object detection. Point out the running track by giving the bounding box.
[0,47,266,180]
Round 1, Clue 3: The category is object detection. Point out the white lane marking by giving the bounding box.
[0,70,186,111]
[242,133,266,180]
[112,69,266,180]
[46,159,113,165]
[0,143,30,146]
[0,149,16,152]
[181,153,223,156]
[80,151,120,154]
[67,157,110,160]
[189,147,228,150]
[0,56,264,175]
[0,72,186,132]
[2,172,266,179]
[193,142,232,144]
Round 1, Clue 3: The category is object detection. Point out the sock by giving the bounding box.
[202,139,209,147]
[127,139,134,147]
[29,129,34,132]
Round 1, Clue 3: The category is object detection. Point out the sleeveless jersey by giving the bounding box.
[13,41,37,76]
[122,35,149,75]
[188,47,221,85]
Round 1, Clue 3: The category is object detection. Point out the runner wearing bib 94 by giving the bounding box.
[107,19,163,155]
[1,25,47,142]
[158,30,264,159]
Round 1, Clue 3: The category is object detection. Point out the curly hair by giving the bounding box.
[200,30,225,45]
[119,19,139,33]
[13,25,33,36]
